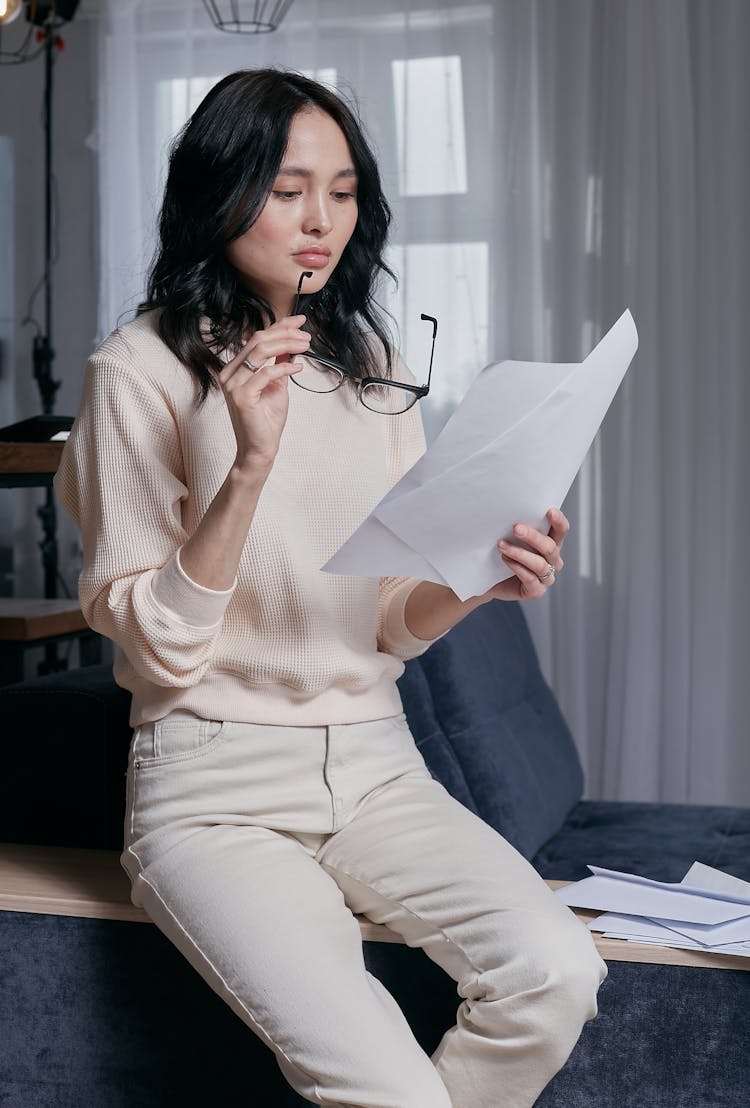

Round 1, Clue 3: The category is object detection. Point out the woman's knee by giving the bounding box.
[516,913,608,1029]
[550,926,607,1022]
[477,908,607,1029]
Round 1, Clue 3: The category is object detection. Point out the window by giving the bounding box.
[392,55,467,197]
[123,4,494,442]
[385,241,488,440]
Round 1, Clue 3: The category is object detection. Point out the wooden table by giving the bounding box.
[0,597,89,641]
[0,597,101,684]
[0,440,64,488]
[1,842,747,972]
[1,429,72,622]
[0,438,103,678]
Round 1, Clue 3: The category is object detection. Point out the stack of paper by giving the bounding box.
[556,862,750,957]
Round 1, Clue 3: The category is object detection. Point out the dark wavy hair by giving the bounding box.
[139,68,396,403]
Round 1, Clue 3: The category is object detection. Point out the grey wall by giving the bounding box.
[0,13,97,600]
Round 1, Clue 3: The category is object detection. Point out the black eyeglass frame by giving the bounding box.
[290,271,437,414]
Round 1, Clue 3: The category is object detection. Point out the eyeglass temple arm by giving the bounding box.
[420,314,437,390]
[296,272,434,391]
[292,270,314,320]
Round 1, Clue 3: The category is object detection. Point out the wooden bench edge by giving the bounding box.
[1,843,747,972]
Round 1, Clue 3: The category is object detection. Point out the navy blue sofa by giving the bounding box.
[1,601,748,1107]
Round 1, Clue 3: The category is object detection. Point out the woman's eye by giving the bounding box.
[273,191,300,200]
[332,192,356,201]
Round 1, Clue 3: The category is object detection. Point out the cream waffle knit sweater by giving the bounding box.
[54,310,437,728]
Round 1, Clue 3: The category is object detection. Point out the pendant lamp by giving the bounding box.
[202,0,295,34]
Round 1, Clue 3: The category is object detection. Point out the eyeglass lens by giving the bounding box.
[292,357,344,393]
[360,382,418,414]
[292,270,433,414]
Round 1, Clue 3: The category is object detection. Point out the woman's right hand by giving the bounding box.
[217,314,311,475]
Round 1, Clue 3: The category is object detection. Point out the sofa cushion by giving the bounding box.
[395,659,480,818]
[532,799,750,883]
[0,665,132,850]
[2,907,748,1108]
[398,601,584,859]
[536,960,750,1108]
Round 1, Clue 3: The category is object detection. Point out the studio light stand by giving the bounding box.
[34,11,66,605]
[0,0,80,672]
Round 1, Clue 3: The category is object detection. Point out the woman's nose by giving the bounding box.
[301,194,333,235]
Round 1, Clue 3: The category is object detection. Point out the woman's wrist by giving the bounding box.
[179,459,270,591]
[230,451,276,486]
[404,581,489,642]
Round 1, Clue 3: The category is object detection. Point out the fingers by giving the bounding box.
[498,540,557,585]
[499,552,549,599]
[221,358,301,402]
[546,506,570,550]
[500,524,562,570]
[219,315,310,385]
[497,509,570,591]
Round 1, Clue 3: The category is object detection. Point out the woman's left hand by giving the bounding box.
[481,507,569,603]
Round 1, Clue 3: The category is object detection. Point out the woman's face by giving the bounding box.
[226,106,359,319]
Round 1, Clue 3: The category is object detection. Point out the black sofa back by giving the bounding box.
[0,601,583,857]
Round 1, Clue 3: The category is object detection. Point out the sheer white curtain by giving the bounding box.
[502,0,750,807]
[95,0,750,805]
[96,0,494,435]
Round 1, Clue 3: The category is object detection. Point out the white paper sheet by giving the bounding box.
[589,913,750,956]
[556,877,750,924]
[561,862,750,955]
[555,871,750,925]
[601,935,750,958]
[589,913,691,943]
[587,865,750,907]
[681,861,750,898]
[648,915,750,947]
[323,310,639,601]
[647,863,750,947]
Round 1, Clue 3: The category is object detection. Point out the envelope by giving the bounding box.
[560,862,750,956]
[588,914,750,957]
[323,309,639,601]
[586,864,750,908]
[555,869,750,925]
[647,863,750,947]
[648,913,750,948]
[588,913,692,943]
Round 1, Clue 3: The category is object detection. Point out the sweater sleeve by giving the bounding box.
[376,352,446,661]
[54,352,235,688]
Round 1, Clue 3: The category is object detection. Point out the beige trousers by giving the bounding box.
[120,710,607,1108]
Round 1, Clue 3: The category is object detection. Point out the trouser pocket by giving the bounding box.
[133,713,229,769]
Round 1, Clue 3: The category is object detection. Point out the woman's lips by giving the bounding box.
[292,251,330,268]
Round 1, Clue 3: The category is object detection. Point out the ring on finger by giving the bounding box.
[242,356,260,373]
[537,562,555,583]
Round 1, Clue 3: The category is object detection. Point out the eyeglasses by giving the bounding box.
[290,270,437,415]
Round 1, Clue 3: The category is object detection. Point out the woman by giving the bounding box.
[55,69,606,1108]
